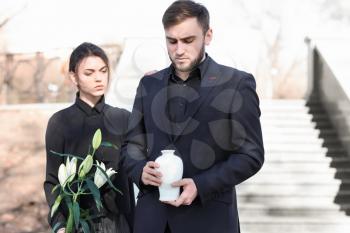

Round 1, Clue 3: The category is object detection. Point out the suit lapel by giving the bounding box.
[172,58,222,142]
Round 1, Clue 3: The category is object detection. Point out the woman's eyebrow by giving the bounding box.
[99,66,108,71]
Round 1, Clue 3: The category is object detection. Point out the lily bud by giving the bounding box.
[78,155,93,178]
[92,129,102,150]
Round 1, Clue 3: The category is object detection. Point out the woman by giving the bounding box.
[44,42,134,233]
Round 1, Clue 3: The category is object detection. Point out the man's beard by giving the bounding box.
[170,44,205,73]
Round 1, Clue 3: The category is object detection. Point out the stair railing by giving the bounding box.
[305,36,350,158]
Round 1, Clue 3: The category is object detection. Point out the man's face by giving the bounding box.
[165,17,212,74]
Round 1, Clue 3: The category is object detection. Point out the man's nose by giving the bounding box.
[176,42,185,55]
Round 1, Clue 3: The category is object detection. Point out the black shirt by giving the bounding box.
[44,94,133,228]
[167,54,210,135]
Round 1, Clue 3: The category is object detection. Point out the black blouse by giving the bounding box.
[44,94,134,229]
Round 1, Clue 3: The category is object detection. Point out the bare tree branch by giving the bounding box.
[0,2,28,30]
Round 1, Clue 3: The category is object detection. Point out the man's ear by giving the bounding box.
[205,28,213,46]
[69,72,78,87]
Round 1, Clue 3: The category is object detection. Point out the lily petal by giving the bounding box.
[58,164,68,187]
[106,168,117,177]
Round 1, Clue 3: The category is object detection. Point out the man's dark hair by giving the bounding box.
[162,0,210,33]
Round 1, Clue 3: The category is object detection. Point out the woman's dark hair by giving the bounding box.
[69,42,110,76]
[162,0,210,33]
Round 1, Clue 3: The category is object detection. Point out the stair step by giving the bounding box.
[263,160,350,170]
[249,172,350,183]
[241,221,350,233]
[264,157,350,168]
[263,126,332,131]
[261,99,322,106]
[265,144,345,153]
[238,202,350,210]
[261,106,326,114]
[239,205,350,218]
[265,153,348,162]
[244,175,350,185]
[238,200,350,210]
[261,119,332,128]
[258,168,350,178]
[237,183,350,195]
[261,112,328,121]
[240,214,350,223]
[263,136,340,144]
[330,159,350,168]
[262,163,350,172]
[262,128,337,136]
[241,100,350,232]
[261,99,308,105]
[260,105,310,111]
[237,194,350,205]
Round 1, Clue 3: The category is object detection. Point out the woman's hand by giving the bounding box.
[57,228,65,233]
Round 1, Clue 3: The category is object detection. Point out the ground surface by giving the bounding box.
[0,108,55,233]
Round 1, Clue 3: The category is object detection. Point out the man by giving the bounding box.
[121,1,264,233]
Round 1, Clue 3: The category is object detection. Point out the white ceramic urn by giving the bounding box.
[155,150,183,201]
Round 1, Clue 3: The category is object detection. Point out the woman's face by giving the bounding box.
[73,56,109,100]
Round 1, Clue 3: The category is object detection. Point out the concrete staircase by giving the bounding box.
[238,99,350,233]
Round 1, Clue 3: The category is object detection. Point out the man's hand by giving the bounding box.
[164,178,198,207]
[141,161,162,186]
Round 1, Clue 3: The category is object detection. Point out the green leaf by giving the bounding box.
[101,141,118,150]
[50,194,62,218]
[85,179,102,211]
[92,129,102,150]
[61,184,74,197]
[51,184,61,194]
[50,150,85,161]
[66,204,74,233]
[52,221,64,233]
[80,219,91,233]
[72,201,80,229]
[80,208,90,219]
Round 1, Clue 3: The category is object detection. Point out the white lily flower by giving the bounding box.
[58,164,68,187]
[66,157,77,182]
[58,157,77,187]
[94,161,117,188]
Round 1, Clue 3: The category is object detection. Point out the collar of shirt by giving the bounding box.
[169,53,210,83]
[74,92,105,116]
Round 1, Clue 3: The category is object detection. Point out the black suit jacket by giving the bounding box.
[122,56,264,233]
